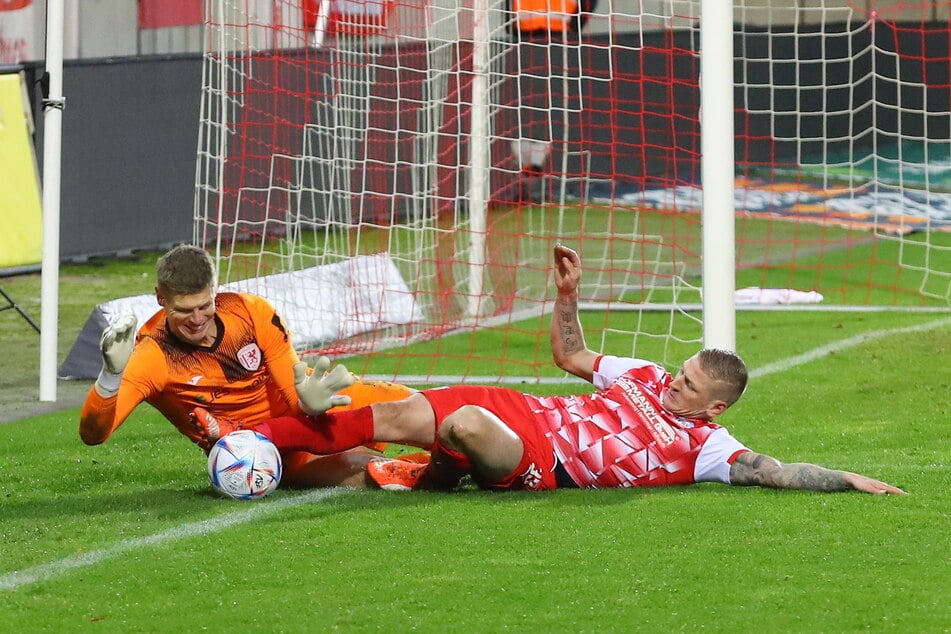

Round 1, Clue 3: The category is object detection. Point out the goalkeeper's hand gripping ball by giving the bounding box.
[294,356,354,416]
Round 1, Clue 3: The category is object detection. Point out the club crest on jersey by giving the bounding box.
[237,343,262,371]
[520,462,543,489]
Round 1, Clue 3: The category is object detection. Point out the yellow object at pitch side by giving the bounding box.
[0,72,42,268]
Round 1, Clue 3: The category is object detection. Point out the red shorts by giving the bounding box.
[421,385,560,491]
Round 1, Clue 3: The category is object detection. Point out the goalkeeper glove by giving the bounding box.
[95,315,138,397]
[294,356,354,416]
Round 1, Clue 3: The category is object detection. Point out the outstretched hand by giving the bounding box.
[729,452,907,495]
[94,315,138,397]
[100,315,138,375]
[843,472,907,495]
[294,356,355,416]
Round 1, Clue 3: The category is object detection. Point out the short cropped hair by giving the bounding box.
[156,245,217,296]
[697,348,748,406]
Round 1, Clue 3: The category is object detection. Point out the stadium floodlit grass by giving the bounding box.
[1,307,949,632]
[0,234,948,631]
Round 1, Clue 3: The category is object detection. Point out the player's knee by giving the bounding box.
[439,405,492,451]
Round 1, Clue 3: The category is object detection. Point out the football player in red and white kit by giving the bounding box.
[193,244,905,495]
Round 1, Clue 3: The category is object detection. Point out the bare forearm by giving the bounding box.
[551,293,585,360]
[730,452,906,494]
[550,243,599,379]
[550,293,598,381]
[732,454,849,491]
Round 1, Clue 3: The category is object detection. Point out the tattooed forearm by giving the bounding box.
[554,296,585,355]
[772,463,851,491]
[730,452,851,492]
[729,452,779,487]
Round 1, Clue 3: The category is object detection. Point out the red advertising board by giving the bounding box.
[0,1,32,12]
[138,0,202,29]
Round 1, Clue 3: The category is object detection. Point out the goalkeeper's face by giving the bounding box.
[159,288,217,346]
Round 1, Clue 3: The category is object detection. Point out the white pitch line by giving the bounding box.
[0,487,350,591]
[3,314,948,592]
[367,315,951,385]
[748,315,951,379]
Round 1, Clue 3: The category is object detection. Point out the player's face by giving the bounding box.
[662,355,726,420]
[159,288,217,345]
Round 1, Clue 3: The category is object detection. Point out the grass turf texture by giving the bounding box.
[0,253,165,420]
[0,225,948,631]
[1,311,949,632]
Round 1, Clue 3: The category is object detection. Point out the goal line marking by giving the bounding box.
[2,315,947,591]
[0,487,351,592]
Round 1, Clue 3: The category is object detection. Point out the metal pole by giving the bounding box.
[39,0,66,401]
[467,0,491,319]
[700,0,736,351]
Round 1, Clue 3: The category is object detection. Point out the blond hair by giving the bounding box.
[697,348,748,406]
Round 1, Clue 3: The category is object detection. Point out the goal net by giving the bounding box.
[195,0,950,382]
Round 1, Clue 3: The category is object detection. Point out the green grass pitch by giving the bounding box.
[0,225,949,632]
[1,306,949,632]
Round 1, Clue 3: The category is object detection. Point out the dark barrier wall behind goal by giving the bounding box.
[22,54,202,263]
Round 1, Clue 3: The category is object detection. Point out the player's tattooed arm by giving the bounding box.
[729,452,906,495]
[554,295,585,355]
[550,294,598,380]
[730,452,849,490]
[550,243,598,381]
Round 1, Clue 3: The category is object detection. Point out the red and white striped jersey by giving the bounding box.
[528,355,749,488]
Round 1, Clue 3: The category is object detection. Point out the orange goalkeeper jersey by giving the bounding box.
[79,292,412,447]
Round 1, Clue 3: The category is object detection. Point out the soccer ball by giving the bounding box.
[207,430,282,500]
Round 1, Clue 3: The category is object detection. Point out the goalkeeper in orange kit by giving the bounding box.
[79,244,415,488]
